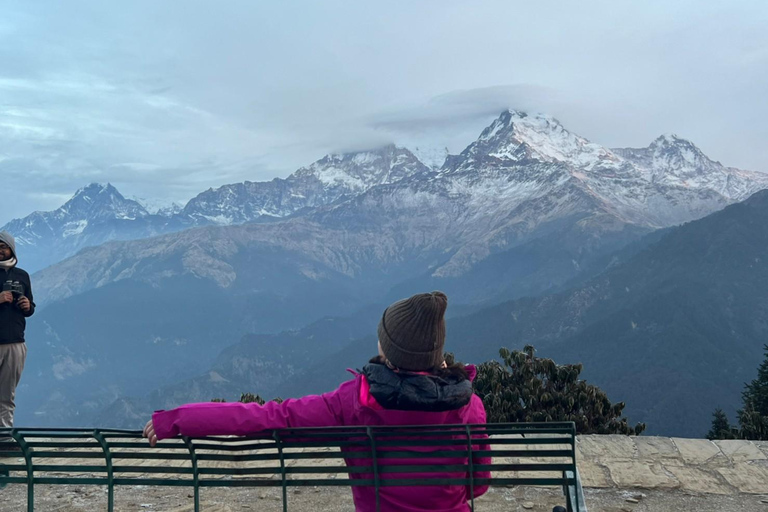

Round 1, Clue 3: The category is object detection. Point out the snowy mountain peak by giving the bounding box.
[291,144,430,192]
[613,134,720,179]
[452,110,620,171]
[407,145,449,170]
[62,183,148,221]
[69,182,120,205]
[647,133,710,164]
[0,182,151,267]
[653,133,685,145]
[131,195,184,216]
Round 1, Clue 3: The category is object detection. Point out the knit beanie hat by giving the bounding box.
[0,231,16,259]
[377,291,448,371]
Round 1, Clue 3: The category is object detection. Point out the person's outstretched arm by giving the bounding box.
[144,381,353,445]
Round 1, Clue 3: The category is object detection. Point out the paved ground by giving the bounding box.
[2,435,768,511]
[2,483,767,511]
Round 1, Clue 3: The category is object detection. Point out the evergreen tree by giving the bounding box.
[706,408,736,440]
[741,345,768,416]
[737,345,768,440]
[708,345,768,440]
[737,407,768,440]
[473,345,645,435]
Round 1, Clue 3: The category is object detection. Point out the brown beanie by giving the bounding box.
[377,291,448,371]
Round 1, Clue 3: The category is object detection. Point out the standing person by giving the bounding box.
[0,231,34,447]
[144,291,489,512]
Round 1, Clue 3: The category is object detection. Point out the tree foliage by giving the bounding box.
[709,345,768,440]
[737,344,768,440]
[742,345,768,416]
[472,345,646,435]
[212,393,284,405]
[706,408,737,440]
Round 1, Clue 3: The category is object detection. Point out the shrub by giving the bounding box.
[472,345,645,435]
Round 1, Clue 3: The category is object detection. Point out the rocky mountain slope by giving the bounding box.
[443,189,768,437]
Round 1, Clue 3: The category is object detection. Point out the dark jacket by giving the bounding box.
[0,266,35,344]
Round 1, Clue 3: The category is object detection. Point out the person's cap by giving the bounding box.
[377,291,448,371]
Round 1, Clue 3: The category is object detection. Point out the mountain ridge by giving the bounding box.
[6,111,768,275]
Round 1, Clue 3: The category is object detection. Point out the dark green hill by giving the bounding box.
[444,189,768,437]
[79,190,768,435]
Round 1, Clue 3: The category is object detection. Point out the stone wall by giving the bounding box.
[577,435,768,494]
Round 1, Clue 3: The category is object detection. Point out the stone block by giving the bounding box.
[672,438,728,466]
[716,464,768,493]
[664,465,734,495]
[634,437,680,461]
[577,460,612,488]
[714,440,767,463]
[577,435,636,460]
[753,441,768,459]
[603,461,680,489]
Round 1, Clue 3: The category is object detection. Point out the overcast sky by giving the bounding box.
[1,0,766,225]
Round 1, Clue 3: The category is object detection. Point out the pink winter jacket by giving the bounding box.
[152,365,490,512]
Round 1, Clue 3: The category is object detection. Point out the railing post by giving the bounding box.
[366,427,380,512]
[273,431,288,512]
[93,430,114,512]
[571,423,579,512]
[465,425,475,512]
[182,436,200,512]
[11,429,34,512]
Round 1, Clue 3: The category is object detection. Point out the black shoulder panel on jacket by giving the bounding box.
[362,363,474,412]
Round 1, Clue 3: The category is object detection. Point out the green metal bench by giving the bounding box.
[1,422,587,511]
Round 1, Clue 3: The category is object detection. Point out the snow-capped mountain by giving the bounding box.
[181,144,428,225]
[2,184,153,272]
[7,110,768,277]
[444,110,621,171]
[131,196,184,216]
[443,110,768,229]
[156,203,185,217]
[347,111,768,280]
[2,146,429,272]
[53,183,149,222]
[34,110,768,303]
[406,145,449,170]
[614,134,763,199]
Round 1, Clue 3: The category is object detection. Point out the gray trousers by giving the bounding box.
[0,342,26,432]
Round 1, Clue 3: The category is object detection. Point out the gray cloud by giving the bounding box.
[371,85,560,132]
[1,0,766,225]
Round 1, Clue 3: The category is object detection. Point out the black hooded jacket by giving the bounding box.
[361,362,474,412]
[0,266,35,344]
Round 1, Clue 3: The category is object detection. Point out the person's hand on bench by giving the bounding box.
[143,419,158,447]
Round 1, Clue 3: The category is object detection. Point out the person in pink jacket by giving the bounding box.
[144,291,490,512]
